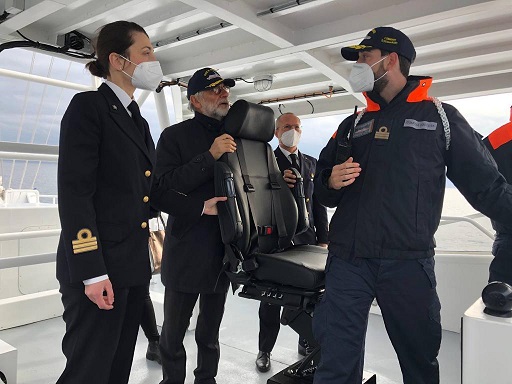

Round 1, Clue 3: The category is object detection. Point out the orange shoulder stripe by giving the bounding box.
[363,92,380,112]
[406,78,432,103]
[488,121,512,150]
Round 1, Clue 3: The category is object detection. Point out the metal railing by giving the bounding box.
[439,214,494,240]
[1,212,495,271]
[0,229,60,270]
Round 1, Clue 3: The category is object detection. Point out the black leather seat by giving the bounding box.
[214,100,328,383]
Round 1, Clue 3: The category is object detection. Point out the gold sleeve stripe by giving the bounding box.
[73,245,99,254]
[72,228,98,254]
[73,241,98,249]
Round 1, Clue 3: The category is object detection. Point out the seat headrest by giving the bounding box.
[223,100,275,142]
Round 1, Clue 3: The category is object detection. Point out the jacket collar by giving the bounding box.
[98,83,155,164]
[363,76,433,112]
[194,111,224,132]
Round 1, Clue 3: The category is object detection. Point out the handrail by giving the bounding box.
[39,194,59,204]
[440,215,494,240]
[0,252,56,269]
[0,214,494,271]
[0,229,60,241]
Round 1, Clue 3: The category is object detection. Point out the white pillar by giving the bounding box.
[154,90,171,130]
[170,85,184,123]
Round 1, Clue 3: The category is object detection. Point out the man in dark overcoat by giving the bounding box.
[151,67,236,384]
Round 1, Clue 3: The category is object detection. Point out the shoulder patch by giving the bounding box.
[353,119,374,138]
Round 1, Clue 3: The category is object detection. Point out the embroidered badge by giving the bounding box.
[353,119,374,138]
[72,228,98,254]
[374,126,390,140]
[404,119,437,131]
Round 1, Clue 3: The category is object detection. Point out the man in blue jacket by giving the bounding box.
[483,114,512,285]
[312,26,512,384]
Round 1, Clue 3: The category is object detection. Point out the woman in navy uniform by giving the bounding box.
[55,21,223,384]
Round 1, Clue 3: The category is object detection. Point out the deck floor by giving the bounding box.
[0,289,460,384]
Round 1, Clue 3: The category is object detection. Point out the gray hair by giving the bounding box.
[188,91,204,112]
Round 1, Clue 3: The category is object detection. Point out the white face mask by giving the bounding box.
[280,128,301,148]
[348,55,388,93]
[120,55,163,91]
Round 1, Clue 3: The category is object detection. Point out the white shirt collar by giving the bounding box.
[278,146,299,163]
[104,80,133,113]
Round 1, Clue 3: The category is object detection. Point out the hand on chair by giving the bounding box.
[209,134,236,160]
[283,169,296,189]
[203,196,228,215]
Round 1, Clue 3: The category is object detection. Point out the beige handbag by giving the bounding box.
[148,214,166,274]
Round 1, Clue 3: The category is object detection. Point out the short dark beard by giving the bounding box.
[373,62,388,94]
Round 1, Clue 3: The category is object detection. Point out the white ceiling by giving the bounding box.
[1,0,511,120]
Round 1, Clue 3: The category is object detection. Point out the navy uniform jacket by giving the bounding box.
[315,76,512,260]
[483,121,512,235]
[151,112,228,293]
[57,84,200,288]
[274,147,328,245]
[483,121,512,283]
[56,83,156,288]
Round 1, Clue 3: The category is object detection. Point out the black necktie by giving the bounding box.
[289,153,300,171]
[128,101,147,142]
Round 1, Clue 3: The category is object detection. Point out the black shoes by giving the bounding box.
[298,339,314,356]
[146,340,162,365]
[255,351,271,372]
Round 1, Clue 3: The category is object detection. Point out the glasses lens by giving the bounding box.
[212,84,230,94]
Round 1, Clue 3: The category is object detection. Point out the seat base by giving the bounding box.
[267,361,376,383]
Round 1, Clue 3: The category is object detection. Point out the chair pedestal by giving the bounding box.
[0,339,17,384]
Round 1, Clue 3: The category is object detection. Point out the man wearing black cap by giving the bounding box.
[313,26,512,384]
[151,67,236,384]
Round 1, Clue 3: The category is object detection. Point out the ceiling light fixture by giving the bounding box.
[257,0,317,17]
[253,74,273,92]
[155,22,232,47]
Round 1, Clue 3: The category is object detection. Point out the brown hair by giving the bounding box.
[380,49,411,77]
[86,21,147,79]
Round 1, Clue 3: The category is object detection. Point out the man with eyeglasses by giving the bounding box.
[255,112,329,372]
[152,67,236,384]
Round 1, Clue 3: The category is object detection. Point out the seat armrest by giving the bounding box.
[214,162,243,244]
[289,168,309,235]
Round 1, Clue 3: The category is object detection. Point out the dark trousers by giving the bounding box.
[159,289,227,384]
[56,283,146,384]
[141,284,160,342]
[258,302,281,352]
[313,256,441,384]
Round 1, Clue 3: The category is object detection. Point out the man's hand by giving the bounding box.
[328,157,361,190]
[85,279,114,310]
[318,243,328,248]
[283,169,297,189]
[209,134,236,160]
[203,196,228,215]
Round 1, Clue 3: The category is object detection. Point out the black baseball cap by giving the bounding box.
[186,67,235,99]
[341,26,416,63]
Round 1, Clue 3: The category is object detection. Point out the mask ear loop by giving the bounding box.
[371,55,389,83]
[118,54,137,80]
